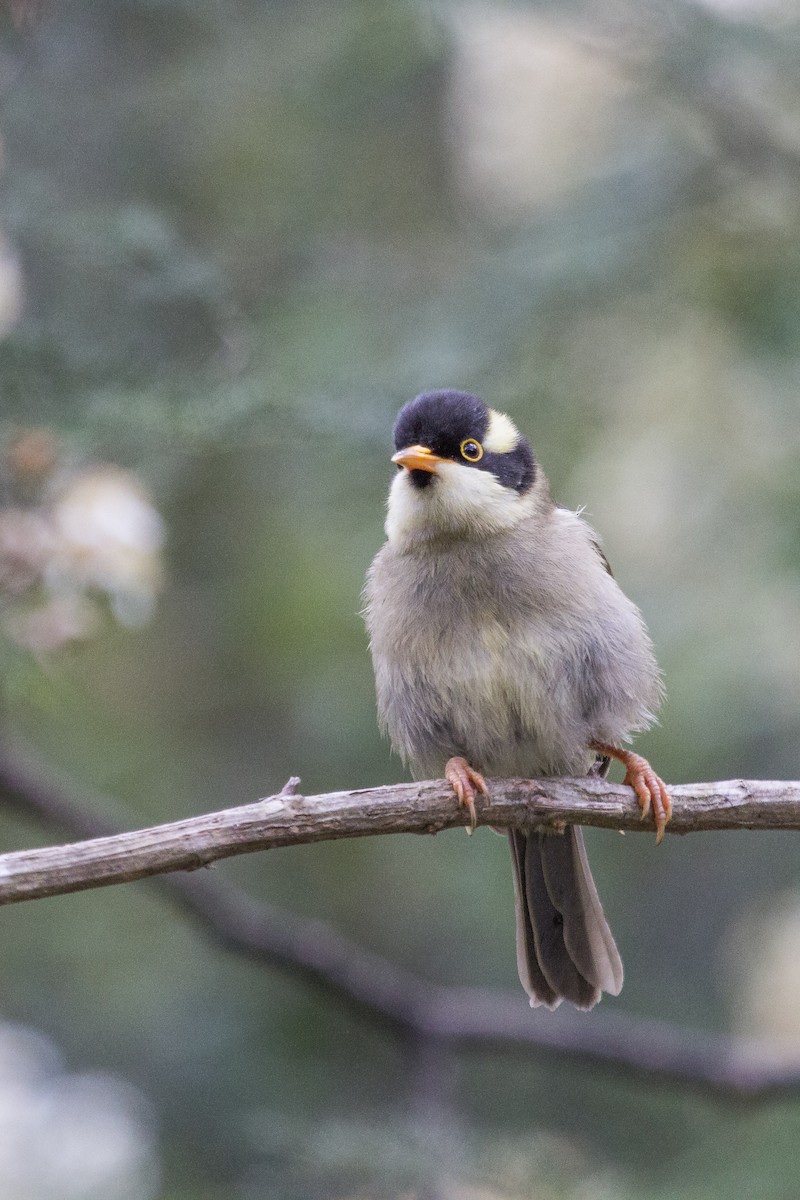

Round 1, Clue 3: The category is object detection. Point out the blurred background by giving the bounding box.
[0,0,799,1195]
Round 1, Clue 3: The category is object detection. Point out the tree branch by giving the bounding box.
[0,775,797,906]
[2,747,800,1104]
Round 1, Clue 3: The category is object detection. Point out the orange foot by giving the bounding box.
[591,742,672,845]
[445,756,489,834]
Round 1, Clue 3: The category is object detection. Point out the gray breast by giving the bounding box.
[364,527,641,780]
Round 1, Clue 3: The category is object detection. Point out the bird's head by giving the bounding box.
[386,390,539,547]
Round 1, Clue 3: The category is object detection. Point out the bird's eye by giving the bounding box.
[460,439,483,462]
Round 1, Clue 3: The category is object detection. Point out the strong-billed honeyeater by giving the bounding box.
[364,389,671,1009]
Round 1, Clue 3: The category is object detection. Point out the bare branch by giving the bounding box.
[2,747,800,1104]
[0,774,798,907]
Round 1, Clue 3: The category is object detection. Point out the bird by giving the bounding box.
[363,389,671,1010]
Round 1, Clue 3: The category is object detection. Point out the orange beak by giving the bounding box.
[391,444,446,473]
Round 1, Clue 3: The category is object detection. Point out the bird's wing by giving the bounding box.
[555,504,614,577]
[591,537,614,577]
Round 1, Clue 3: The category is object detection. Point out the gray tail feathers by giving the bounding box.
[508,827,623,1009]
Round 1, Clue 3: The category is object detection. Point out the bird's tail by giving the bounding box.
[508,826,624,1009]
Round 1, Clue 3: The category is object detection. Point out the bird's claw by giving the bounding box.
[445,756,489,834]
[590,741,672,844]
[622,752,672,845]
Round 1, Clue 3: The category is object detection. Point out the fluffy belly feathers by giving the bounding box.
[368,558,596,778]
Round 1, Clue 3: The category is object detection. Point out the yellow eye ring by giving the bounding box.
[460,438,484,462]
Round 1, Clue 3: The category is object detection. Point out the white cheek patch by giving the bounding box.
[435,460,508,515]
[483,410,519,455]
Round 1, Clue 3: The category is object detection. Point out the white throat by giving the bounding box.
[385,461,529,548]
